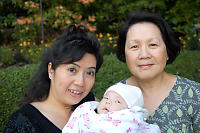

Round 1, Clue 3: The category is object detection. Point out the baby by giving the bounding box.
[62,83,161,133]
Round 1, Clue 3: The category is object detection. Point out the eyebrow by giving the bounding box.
[126,40,138,44]
[71,63,96,70]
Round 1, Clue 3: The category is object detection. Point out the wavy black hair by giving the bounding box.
[117,11,182,64]
[22,25,103,110]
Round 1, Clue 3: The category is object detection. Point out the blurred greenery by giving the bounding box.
[1,0,200,46]
[0,50,200,130]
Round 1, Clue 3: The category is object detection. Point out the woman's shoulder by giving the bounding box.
[3,104,39,133]
[176,75,200,87]
[4,103,61,133]
[173,75,200,100]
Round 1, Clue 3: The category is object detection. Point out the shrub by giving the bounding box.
[2,0,200,44]
[165,50,200,81]
[93,53,131,99]
[0,45,15,66]
[0,64,39,130]
[97,33,118,55]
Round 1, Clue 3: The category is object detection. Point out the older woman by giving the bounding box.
[3,25,103,132]
[116,11,200,132]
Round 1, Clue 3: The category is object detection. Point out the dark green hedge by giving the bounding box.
[0,64,39,130]
[0,50,200,130]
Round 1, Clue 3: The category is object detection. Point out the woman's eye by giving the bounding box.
[150,43,157,47]
[131,45,138,49]
[87,71,95,76]
[68,67,76,73]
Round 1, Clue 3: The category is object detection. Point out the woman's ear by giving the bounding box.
[48,62,54,79]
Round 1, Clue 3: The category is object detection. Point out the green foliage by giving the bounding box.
[0,64,39,131]
[5,0,97,42]
[165,50,200,81]
[0,45,15,66]
[1,0,200,44]
[93,54,131,99]
[165,0,200,34]
[97,33,118,55]
[17,41,50,64]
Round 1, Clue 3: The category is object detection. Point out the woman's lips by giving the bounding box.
[138,64,153,69]
[68,89,83,98]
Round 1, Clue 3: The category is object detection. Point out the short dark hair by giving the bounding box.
[22,25,103,110]
[117,11,182,64]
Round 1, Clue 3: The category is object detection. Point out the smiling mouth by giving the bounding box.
[69,89,82,94]
[68,89,83,97]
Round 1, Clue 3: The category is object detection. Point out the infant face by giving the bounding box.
[97,91,128,114]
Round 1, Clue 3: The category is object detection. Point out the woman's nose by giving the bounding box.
[138,46,151,59]
[74,73,84,86]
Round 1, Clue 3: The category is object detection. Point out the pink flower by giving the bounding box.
[126,128,132,133]
[66,117,77,129]
[83,113,90,121]
[112,120,121,126]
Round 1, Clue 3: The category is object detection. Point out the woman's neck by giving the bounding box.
[127,72,177,116]
[31,96,73,130]
[127,72,175,94]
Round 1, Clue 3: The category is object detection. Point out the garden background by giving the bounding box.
[0,0,200,131]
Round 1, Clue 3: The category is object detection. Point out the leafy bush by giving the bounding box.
[0,33,117,67]
[165,50,200,81]
[1,0,200,44]
[179,30,200,50]
[97,33,118,55]
[0,64,39,130]
[0,50,200,130]
[0,45,15,66]
[93,54,131,99]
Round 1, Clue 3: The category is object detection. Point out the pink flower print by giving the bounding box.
[130,110,135,113]
[79,105,84,109]
[66,117,77,129]
[100,129,106,133]
[112,120,121,126]
[84,123,90,129]
[83,113,90,121]
[126,128,132,133]
[107,113,113,120]
[121,113,125,116]
[132,118,142,127]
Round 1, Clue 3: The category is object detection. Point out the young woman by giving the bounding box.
[3,25,103,132]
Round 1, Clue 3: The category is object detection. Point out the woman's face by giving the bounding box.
[125,22,168,80]
[97,91,128,114]
[48,53,97,107]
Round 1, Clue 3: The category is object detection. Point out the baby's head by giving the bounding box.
[97,83,144,114]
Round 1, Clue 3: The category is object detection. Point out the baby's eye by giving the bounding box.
[87,71,95,76]
[103,97,109,100]
[68,67,76,73]
[116,100,121,104]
